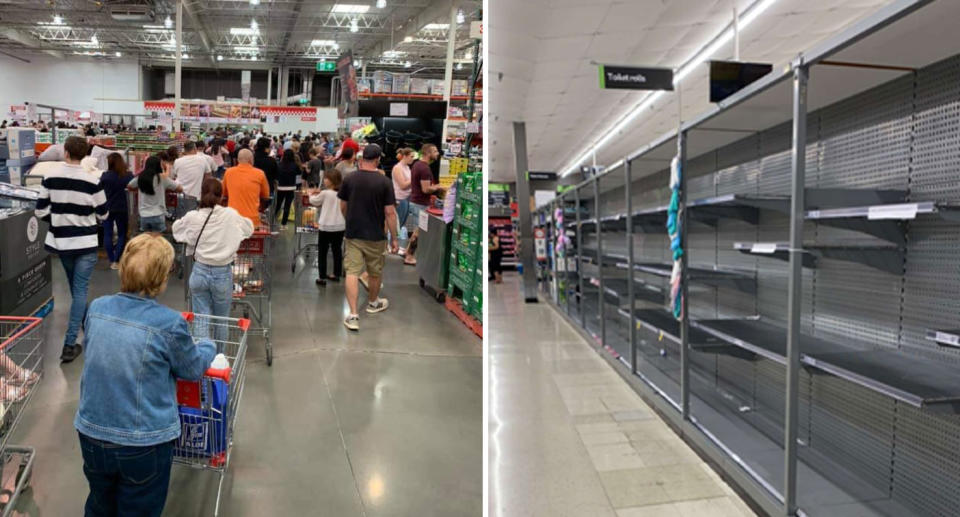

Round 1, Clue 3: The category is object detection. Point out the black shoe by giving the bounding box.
[60,344,83,363]
[328,275,340,283]
[316,278,327,286]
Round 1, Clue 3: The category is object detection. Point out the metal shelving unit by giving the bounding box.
[534,2,960,516]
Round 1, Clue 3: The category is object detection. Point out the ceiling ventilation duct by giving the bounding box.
[109,5,155,22]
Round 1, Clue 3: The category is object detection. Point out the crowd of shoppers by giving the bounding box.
[26,127,449,512]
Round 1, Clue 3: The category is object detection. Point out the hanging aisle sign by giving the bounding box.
[598,65,674,91]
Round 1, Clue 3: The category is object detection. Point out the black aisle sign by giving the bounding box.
[528,171,558,181]
[709,60,773,102]
[599,65,674,91]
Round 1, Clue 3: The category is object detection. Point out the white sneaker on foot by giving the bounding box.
[366,298,389,313]
[344,314,360,331]
[110,262,120,270]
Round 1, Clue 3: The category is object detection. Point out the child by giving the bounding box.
[308,170,346,286]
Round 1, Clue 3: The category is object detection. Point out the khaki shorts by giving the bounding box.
[344,239,387,277]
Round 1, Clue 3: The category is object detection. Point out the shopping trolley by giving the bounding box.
[0,317,44,517]
[174,313,250,517]
[231,228,274,366]
[290,189,319,273]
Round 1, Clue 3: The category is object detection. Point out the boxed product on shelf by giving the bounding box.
[451,80,469,96]
[372,71,394,93]
[0,255,51,316]
[358,79,372,93]
[0,128,36,160]
[410,78,431,94]
[392,73,411,94]
[430,79,446,95]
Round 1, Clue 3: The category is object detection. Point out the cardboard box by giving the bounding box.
[0,256,51,316]
[452,80,469,96]
[429,79,446,95]
[0,210,48,280]
[372,71,393,93]
[392,73,411,94]
[358,79,372,93]
[410,78,431,94]
[7,164,34,185]
[0,128,36,160]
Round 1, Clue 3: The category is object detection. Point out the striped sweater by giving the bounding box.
[34,163,108,255]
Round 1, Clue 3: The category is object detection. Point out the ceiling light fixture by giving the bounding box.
[350,18,359,32]
[558,0,780,177]
[404,36,413,42]
[250,0,260,4]
[164,16,172,29]
[217,54,223,61]
[404,61,411,68]
[464,50,472,60]
[251,19,258,30]
[182,53,189,59]
[115,51,122,57]
[457,10,465,24]
[424,23,449,30]
[91,34,98,45]
[52,14,63,25]
[456,62,462,71]
[354,59,360,67]
[311,39,337,46]
[230,27,259,35]
[376,0,386,8]
[333,4,370,13]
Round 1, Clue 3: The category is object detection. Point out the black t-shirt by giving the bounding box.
[338,168,396,241]
[277,160,299,187]
[253,150,278,190]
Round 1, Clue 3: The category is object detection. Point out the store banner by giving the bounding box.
[337,51,359,119]
[241,70,252,101]
[598,64,674,91]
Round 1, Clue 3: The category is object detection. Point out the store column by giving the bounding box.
[174,0,182,132]
[513,122,538,303]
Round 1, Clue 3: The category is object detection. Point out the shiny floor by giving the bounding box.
[9,227,482,516]
[488,273,757,517]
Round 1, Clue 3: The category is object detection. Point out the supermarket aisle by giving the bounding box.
[489,273,756,517]
[11,227,482,516]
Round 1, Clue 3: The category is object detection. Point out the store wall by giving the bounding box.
[142,68,269,101]
[0,54,144,116]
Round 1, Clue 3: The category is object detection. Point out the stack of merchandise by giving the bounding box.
[0,128,37,184]
[446,170,483,320]
[0,182,51,316]
[392,73,411,94]
[372,71,393,94]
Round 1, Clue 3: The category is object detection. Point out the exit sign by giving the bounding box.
[316,61,336,72]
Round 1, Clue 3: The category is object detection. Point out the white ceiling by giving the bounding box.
[487,0,896,182]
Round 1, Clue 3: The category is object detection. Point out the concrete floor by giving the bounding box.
[488,273,757,517]
[8,226,482,516]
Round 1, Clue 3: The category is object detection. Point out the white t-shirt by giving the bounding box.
[172,205,255,266]
[308,189,346,232]
[392,162,411,201]
[172,153,213,199]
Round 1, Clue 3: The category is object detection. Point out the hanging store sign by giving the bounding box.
[316,61,337,72]
[528,171,557,181]
[598,65,674,91]
[470,21,482,40]
[709,60,773,103]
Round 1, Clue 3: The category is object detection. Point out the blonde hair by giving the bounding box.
[119,233,174,298]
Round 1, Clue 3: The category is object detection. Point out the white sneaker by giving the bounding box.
[366,298,389,314]
[344,314,360,331]
[110,262,120,270]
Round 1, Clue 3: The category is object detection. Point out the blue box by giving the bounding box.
[0,129,35,160]
[175,378,229,459]
[3,156,36,168]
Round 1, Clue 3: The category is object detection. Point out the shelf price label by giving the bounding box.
[868,203,919,220]
[751,243,778,254]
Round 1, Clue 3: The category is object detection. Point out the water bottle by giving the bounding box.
[400,226,408,241]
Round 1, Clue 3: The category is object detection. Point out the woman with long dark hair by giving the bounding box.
[127,155,182,233]
[207,139,228,178]
[100,153,131,269]
[173,178,253,339]
[275,148,299,226]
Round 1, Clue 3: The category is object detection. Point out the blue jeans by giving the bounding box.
[189,262,233,343]
[103,212,128,263]
[140,215,165,233]
[396,198,410,228]
[61,253,98,347]
[79,433,173,517]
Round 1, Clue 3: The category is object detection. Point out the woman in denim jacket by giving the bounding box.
[74,233,216,516]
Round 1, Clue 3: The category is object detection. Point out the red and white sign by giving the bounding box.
[301,116,317,122]
[534,227,547,261]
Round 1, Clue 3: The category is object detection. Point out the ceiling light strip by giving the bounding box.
[558,0,779,177]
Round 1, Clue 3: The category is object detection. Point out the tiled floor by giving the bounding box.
[489,273,757,517]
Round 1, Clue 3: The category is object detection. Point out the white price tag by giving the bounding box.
[868,203,918,220]
[935,331,960,346]
[418,210,429,231]
[751,243,778,254]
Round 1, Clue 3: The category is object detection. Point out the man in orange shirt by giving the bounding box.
[222,149,270,227]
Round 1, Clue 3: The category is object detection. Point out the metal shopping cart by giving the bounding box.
[290,190,319,273]
[174,313,249,517]
[0,317,44,517]
[231,229,274,366]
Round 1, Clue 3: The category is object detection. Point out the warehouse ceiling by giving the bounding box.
[0,0,480,72]
[487,0,901,182]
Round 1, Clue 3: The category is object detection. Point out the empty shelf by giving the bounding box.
[734,242,902,273]
[926,329,960,348]
[629,309,757,360]
[695,318,960,412]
